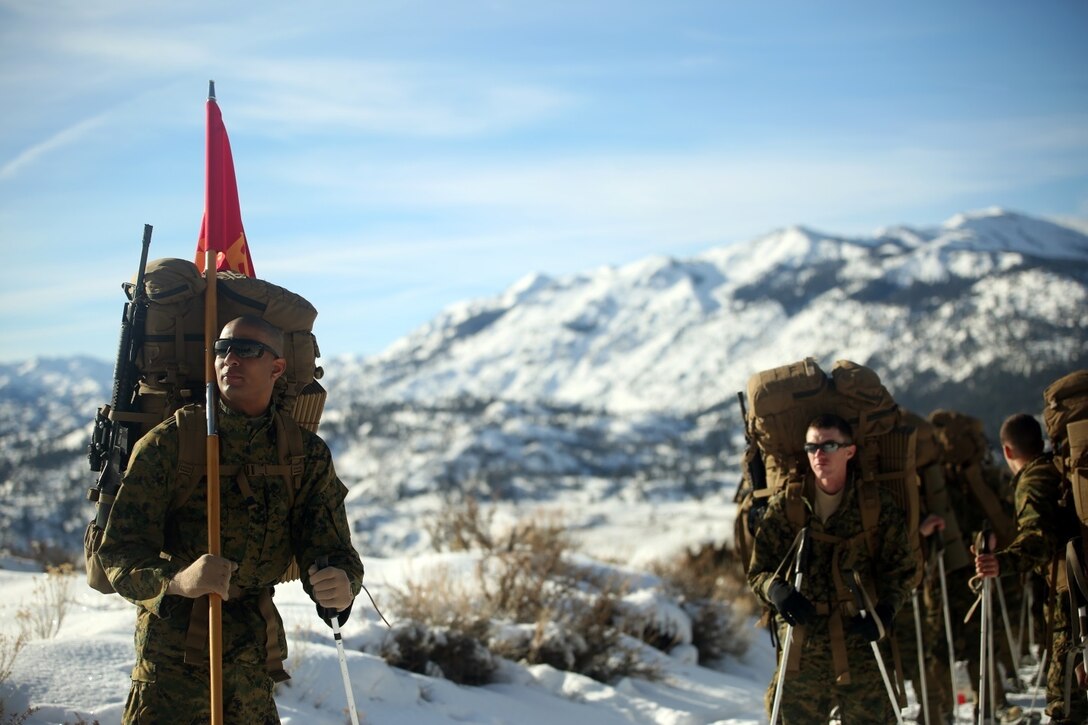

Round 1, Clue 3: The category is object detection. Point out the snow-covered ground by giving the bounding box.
[0,499,776,725]
[0,499,1056,724]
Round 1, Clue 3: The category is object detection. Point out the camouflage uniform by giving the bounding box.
[100,401,365,724]
[993,454,1084,724]
[749,474,917,724]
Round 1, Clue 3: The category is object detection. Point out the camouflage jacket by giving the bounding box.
[748,473,916,638]
[995,453,1074,578]
[99,401,364,670]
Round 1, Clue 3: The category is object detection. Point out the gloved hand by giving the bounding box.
[848,603,893,642]
[767,579,816,627]
[167,554,238,600]
[307,563,354,612]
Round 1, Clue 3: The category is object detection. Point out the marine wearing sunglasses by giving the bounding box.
[802,440,851,455]
[805,422,856,496]
[213,338,282,359]
[214,317,288,417]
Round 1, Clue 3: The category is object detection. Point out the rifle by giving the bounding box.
[87,224,153,529]
[735,391,769,534]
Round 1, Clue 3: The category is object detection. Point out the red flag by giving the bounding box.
[195,89,256,277]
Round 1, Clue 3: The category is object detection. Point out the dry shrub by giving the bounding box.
[0,701,38,725]
[651,541,757,663]
[425,495,495,552]
[0,632,27,685]
[384,563,498,685]
[16,564,75,641]
[381,620,496,686]
[389,499,658,685]
[494,579,661,684]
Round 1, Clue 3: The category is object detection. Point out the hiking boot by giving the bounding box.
[997,704,1024,724]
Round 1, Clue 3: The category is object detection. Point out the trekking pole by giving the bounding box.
[995,578,1024,690]
[1016,574,1031,666]
[769,528,811,725]
[975,530,994,725]
[315,556,361,725]
[1025,646,1048,717]
[935,532,960,721]
[844,570,905,725]
[912,588,931,725]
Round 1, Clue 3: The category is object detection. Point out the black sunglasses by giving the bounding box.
[213,338,281,359]
[803,441,852,455]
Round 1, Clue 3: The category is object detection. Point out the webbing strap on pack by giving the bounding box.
[171,403,308,675]
[182,590,290,682]
[963,463,1016,549]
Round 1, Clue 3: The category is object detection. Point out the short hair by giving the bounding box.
[806,413,854,442]
[999,413,1044,458]
[225,315,285,358]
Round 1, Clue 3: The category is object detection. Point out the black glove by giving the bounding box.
[768,579,816,627]
[847,603,893,642]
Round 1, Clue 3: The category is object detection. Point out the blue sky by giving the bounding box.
[2,1,1086,363]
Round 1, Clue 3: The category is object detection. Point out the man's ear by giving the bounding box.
[270,357,287,382]
[844,443,856,461]
[1002,442,1015,461]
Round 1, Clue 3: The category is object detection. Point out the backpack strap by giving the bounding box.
[785,480,807,530]
[171,405,306,511]
[272,408,306,509]
[172,404,307,677]
[963,462,1016,548]
[173,406,207,511]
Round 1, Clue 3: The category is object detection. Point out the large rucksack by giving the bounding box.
[128,257,326,433]
[734,357,922,588]
[1041,370,1088,712]
[85,257,325,593]
[927,409,1016,551]
[902,409,971,573]
[1043,370,1088,529]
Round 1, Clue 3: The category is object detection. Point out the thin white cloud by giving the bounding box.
[0,113,110,180]
[232,59,576,137]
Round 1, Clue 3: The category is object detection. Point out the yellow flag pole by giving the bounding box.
[204,80,224,725]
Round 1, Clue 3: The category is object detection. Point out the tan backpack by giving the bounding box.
[903,409,971,573]
[130,257,326,435]
[85,257,325,593]
[735,357,921,588]
[927,409,1016,550]
[1043,370,1088,529]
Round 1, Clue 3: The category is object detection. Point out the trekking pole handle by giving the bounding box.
[976,527,993,555]
[796,527,811,574]
[314,555,338,622]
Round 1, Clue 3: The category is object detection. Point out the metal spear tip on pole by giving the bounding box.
[208,80,216,100]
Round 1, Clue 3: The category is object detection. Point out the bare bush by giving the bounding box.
[0,631,27,685]
[0,700,39,725]
[497,582,661,684]
[389,500,661,685]
[425,495,495,552]
[381,620,496,686]
[650,542,756,663]
[16,564,75,641]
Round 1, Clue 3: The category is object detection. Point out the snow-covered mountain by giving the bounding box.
[1,207,1086,559]
[325,207,1086,417]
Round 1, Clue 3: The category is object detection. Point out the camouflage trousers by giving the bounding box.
[764,623,899,724]
[1046,590,1088,724]
[925,567,1014,718]
[122,658,279,724]
[894,589,949,725]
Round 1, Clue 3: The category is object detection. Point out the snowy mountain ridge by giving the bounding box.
[1,207,1086,559]
[323,207,1088,415]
